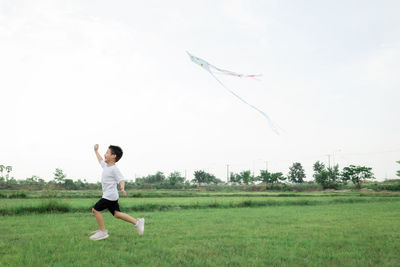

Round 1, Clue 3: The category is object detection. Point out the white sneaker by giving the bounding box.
[90,230,109,240]
[135,218,145,236]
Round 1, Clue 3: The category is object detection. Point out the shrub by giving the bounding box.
[37,199,71,213]
[8,191,27,198]
[39,191,59,198]
[290,183,323,192]
[365,183,400,191]
[265,183,291,191]
[265,183,323,192]
[131,192,143,198]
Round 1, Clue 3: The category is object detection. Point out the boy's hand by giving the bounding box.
[94,144,103,163]
[122,190,127,197]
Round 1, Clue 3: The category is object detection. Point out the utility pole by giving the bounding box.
[226,164,230,183]
[265,161,268,171]
[332,149,341,167]
[326,154,331,168]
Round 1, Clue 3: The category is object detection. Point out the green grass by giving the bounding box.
[2,189,399,199]
[1,202,399,266]
[1,195,400,215]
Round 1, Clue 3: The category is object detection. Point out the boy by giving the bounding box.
[90,144,144,241]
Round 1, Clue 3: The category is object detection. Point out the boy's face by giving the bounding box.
[104,149,116,163]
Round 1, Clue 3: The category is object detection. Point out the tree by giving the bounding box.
[26,175,40,183]
[53,168,66,184]
[24,175,42,188]
[204,173,218,184]
[287,162,306,183]
[229,170,254,185]
[4,177,17,189]
[211,177,223,184]
[64,179,77,190]
[5,166,12,180]
[73,179,88,190]
[342,165,374,189]
[192,170,218,185]
[167,171,185,186]
[397,161,400,177]
[313,161,325,174]
[277,173,287,183]
[138,171,166,184]
[37,177,46,189]
[314,164,340,189]
[314,169,329,187]
[0,165,5,178]
[239,170,253,185]
[192,170,207,185]
[229,172,242,184]
[259,170,285,183]
[327,165,340,184]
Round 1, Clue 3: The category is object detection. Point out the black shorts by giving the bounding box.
[93,198,120,216]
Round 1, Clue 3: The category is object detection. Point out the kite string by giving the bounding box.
[186,51,280,134]
[208,70,280,135]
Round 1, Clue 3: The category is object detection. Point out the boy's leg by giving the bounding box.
[114,210,144,236]
[92,208,106,231]
[114,211,137,225]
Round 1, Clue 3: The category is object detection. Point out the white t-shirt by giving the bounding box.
[100,160,125,201]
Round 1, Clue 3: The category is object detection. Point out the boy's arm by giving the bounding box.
[119,180,126,196]
[94,144,103,163]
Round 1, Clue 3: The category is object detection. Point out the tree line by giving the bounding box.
[1,161,399,190]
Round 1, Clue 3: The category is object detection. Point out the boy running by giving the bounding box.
[90,144,144,241]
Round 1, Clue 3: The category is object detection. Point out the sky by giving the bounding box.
[1,0,399,183]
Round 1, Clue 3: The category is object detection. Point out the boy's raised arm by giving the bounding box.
[94,144,103,163]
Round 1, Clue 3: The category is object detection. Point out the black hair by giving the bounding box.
[109,145,123,162]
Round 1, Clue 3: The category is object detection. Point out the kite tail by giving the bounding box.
[208,71,280,135]
[210,64,262,79]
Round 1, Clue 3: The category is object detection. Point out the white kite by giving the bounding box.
[187,51,280,134]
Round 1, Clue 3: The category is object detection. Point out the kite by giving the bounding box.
[187,51,280,134]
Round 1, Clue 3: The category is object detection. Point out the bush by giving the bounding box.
[132,183,196,190]
[365,183,400,191]
[247,185,267,192]
[130,192,143,198]
[290,183,323,192]
[0,199,71,215]
[8,191,27,198]
[39,191,59,198]
[37,199,71,213]
[265,183,291,191]
[265,183,323,192]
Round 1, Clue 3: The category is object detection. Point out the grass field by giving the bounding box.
[1,189,399,215]
[1,191,400,266]
[3,188,398,199]
[1,195,400,215]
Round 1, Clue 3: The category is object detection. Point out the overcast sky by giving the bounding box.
[1,0,399,183]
